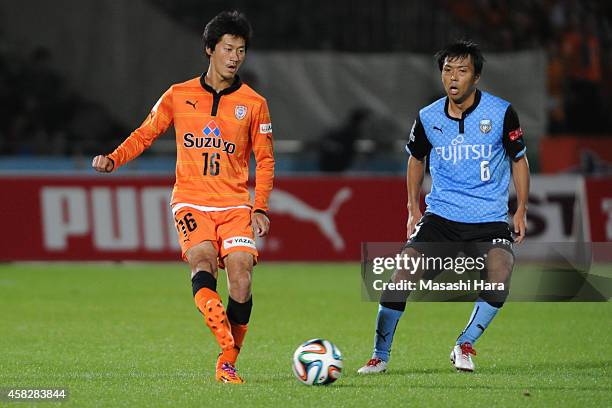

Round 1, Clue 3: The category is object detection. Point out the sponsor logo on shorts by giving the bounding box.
[492,238,512,246]
[224,236,256,249]
[259,123,272,134]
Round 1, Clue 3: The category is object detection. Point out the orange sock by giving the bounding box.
[231,323,249,349]
[194,288,235,352]
[215,324,248,366]
[219,347,239,366]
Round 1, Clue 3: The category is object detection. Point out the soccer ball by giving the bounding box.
[292,338,343,385]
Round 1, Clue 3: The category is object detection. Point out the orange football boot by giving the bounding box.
[215,360,245,384]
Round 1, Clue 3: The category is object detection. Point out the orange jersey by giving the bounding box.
[108,75,274,212]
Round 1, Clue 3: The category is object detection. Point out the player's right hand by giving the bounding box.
[92,155,114,173]
[406,209,422,239]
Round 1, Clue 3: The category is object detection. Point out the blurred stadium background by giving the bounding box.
[0,0,610,262]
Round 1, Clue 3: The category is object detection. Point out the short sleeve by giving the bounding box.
[502,105,526,161]
[405,115,432,160]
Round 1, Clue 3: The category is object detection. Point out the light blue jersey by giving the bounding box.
[406,90,526,223]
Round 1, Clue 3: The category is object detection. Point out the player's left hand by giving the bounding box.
[513,208,527,244]
[252,212,270,237]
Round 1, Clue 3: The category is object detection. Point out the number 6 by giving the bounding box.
[480,160,490,181]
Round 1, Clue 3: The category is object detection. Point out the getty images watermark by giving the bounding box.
[361,242,612,302]
[370,251,504,292]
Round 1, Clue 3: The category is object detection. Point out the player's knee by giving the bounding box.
[228,270,252,296]
[226,252,254,274]
[230,269,252,285]
[186,245,218,277]
[401,247,421,260]
[481,256,511,307]
[229,279,252,303]
[486,248,514,282]
[225,252,253,302]
[393,247,423,281]
[190,258,218,277]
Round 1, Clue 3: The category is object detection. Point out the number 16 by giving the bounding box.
[202,152,220,176]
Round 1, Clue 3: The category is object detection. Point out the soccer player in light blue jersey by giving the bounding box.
[358,40,530,373]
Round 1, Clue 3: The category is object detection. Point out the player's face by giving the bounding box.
[441,56,480,104]
[207,34,246,80]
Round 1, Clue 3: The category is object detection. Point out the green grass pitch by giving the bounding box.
[1,263,611,407]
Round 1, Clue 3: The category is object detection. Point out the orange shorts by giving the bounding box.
[173,207,258,268]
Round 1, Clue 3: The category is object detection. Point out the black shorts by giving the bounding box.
[404,212,514,259]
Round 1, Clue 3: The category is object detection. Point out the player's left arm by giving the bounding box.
[512,157,529,244]
[250,100,275,237]
[502,105,530,244]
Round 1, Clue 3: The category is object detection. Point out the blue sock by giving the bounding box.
[456,299,500,345]
[372,304,403,361]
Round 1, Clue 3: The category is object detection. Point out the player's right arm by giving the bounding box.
[406,156,425,237]
[405,115,431,238]
[92,87,174,173]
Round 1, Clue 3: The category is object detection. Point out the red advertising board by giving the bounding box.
[0,175,408,261]
[0,175,179,261]
[265,177,408,260]
[1,174,609,262]
[584,178,612,242]
[539,136,612,174]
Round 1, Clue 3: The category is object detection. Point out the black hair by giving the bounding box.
[435,40,485,76]
[202,10,252,54]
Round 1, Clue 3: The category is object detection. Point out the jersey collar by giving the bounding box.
[444,89,481,121]
[199,74,242,96]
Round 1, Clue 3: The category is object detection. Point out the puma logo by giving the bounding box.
[433,126,443,133]
[186,100,198,109]
[250,186,352,251]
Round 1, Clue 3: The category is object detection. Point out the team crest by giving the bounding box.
[479,119,492,134]
[235,105,247,120]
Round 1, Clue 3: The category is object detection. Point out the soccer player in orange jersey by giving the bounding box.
[92,11,274,384]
